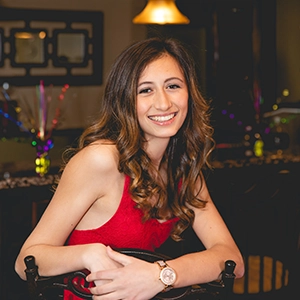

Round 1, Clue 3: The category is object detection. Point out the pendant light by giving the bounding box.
[133,0,190,25]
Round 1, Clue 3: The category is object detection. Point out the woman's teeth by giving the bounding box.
[149,113,175,122]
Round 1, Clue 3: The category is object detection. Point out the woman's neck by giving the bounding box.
[144,138,169,170]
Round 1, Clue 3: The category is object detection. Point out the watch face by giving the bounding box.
[161,267,176,285]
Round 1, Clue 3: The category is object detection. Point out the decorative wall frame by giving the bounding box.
[0,7,103,86]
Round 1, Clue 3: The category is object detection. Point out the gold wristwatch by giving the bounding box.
[156,260,176,292]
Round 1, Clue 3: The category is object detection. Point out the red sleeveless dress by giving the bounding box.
[64,175,179,299]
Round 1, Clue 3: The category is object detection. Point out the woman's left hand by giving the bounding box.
[86,246,163,300]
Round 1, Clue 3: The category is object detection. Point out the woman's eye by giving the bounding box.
[168,84,180,89]
[138,88,151,94]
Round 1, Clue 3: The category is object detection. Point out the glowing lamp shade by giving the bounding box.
[133,0,190,25]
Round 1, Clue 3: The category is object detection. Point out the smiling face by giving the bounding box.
[136,54,189,144]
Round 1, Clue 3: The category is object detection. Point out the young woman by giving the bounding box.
[15,37,244,300]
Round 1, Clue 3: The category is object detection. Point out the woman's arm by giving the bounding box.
[15,143,122,280]
[163,176,244,286]
[165,178,245,286]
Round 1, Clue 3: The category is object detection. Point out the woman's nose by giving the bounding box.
[154,90,172,110]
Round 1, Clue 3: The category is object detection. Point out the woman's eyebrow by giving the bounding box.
[165,77,185,83]
[138,81,152,87]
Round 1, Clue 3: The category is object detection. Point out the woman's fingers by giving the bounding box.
[106,246,133,266]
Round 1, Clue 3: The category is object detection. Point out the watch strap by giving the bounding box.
[156,260,167,268]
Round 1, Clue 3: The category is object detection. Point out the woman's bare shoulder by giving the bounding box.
[56,141,121,196]
[67,141,119,174]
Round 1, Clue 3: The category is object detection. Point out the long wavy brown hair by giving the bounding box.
[62,37,215,241]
